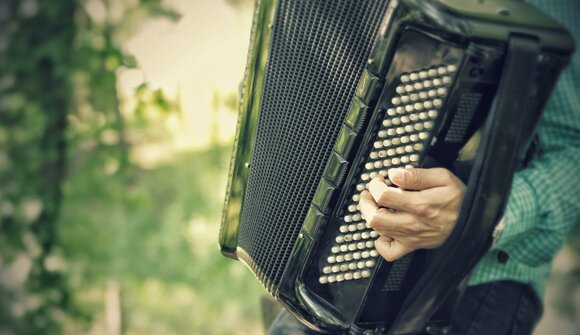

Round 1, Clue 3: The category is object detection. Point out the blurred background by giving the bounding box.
[0,0,577,334]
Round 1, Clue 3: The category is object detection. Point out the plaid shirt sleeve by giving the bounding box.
[469,0,580,295]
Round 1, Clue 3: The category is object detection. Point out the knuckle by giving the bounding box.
[409,170,422,186]
[452,186,465,201]
[368,212,382,229]
[436,168,454,183]
[378,192,392,205]
[409,222,423,233]
[427,207,440,219]
[399,199,411,211]
[376,207,391,216]
[378,248,396,262]
[368,209,388,229]
[414,203,432,217]
[368,218,378,230]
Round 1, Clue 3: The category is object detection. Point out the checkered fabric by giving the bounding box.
[468,0,580,299]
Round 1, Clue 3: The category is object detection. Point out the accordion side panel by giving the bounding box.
[220,0,278,258]
[236,0,391,290]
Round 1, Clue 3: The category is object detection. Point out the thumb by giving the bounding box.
[374,236,413,262]
[388,167,450,190]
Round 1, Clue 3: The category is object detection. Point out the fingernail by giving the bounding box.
[389,168,405,181]
[361,190,369,195]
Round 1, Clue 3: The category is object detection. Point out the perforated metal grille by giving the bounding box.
[238,0,390,287]
[382,254,412,291]
[445,92,483,142]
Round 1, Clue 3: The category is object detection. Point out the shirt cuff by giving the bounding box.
[491,175,539,250]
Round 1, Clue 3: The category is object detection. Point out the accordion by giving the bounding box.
[220,0,574,334]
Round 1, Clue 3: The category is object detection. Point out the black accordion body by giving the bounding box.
[220,0,574,334]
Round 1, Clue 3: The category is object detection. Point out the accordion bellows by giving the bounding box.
[220,0,574,334]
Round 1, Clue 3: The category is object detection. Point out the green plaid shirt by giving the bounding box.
[468,0,580,299]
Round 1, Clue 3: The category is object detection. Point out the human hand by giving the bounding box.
[359,167,465,262]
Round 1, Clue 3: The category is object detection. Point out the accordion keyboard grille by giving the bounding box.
[238,0,390,288]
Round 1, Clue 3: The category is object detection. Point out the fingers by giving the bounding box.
[374,236,413,262]
[359,190,379,220]
[367,176,418,212]
[388,167,453,191]
[361,168,464,262]
[359,191,414,236]
[381,235,394,242]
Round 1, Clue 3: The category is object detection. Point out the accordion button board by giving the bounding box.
[318,63,459,287]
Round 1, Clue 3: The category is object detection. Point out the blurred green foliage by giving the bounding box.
[60,143,263,335]
[0,0,263,334]
[0,0,77,333]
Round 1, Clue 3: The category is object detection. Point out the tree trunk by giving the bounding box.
[0,0,76,334]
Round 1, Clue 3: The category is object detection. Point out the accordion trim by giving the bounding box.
[220,0,278,259]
